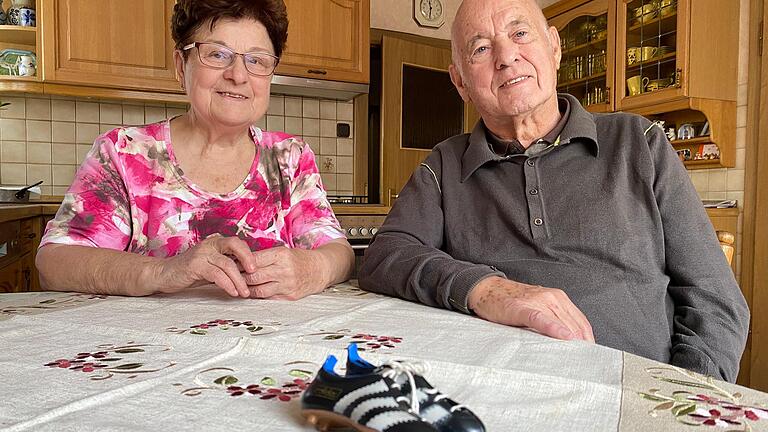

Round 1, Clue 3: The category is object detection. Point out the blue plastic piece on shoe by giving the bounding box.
[347,343,375,370]
[321,355,338,374]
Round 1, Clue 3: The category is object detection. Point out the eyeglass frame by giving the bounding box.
[181,41,280,77]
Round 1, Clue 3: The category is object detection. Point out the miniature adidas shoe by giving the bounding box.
[301,354,437,431]
[346,344,485,432]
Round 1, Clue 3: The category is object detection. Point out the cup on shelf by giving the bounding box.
[16,54,35,76]
[641,46,658,61]
[627,47,642,65]
[18,7,34,26]
[627,75,649,96]
[646,77,673,91]
[659,0,676,17]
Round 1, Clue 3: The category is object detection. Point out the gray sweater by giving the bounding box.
[359,94,749,382]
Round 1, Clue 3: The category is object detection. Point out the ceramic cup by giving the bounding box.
[18,7,34,26]
[627,75,649,96]
[6,6,19,25]
[627,47,642,65]
[641,46,658,61]
[16,54,35,76]
[646,77,673,91]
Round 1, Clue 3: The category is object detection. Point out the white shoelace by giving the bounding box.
[380,361,427,414]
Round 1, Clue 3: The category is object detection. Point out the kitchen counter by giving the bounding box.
[0,199,390,224]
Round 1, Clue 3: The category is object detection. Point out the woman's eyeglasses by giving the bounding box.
[182,42,279,76]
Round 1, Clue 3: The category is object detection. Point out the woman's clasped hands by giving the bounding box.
[157,234,331,300]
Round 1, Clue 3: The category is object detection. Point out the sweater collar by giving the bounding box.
[460,93,599,182]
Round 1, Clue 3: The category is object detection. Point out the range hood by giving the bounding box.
[270,75,368,101]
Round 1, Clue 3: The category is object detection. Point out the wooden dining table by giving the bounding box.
[1,281,766,431]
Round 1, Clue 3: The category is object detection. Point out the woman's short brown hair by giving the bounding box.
[171,0,289,58]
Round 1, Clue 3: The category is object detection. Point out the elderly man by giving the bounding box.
[359,0,749,382]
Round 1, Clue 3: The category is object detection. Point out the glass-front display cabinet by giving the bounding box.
[546,0,739,169]
[548,0,616,112]
[616,0,738,110]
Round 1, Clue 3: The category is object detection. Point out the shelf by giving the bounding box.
[557,71,607,87]
[683,159,723,170]
[0,75,40,82]
[0,25,37,46]
[561,36,608,57]
[626,52,677,70]
[671,136,710,147]
[627,10,677,33]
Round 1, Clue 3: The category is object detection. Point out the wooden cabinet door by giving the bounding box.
[277,0,370,83]
[42,0,181,92]
[0,259,22,293]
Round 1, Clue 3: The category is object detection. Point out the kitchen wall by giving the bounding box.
[370,0,559,40]
[0,94,355,197]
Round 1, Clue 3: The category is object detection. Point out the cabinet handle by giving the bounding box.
[674,68,682,88]
[605,86,611,104]
[307,69,328,75]
[26,233,36,239]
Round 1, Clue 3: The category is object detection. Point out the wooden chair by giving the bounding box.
[717,230,735,266]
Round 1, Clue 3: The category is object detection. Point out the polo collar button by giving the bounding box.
[533,218,543,226]
[526,159,535,167]
[529,188,539,195]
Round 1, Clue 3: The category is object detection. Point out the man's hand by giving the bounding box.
[468,276,595,342]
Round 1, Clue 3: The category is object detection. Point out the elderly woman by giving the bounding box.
[36,0,353,299]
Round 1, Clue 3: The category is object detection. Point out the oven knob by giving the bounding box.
[360,227,369,236]
[348,227,359,237]
[370,227,379,235]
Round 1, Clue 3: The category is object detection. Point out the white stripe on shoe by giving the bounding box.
[334,380,390,414]
[350,397,401,423]
[367,410,422,430]
[421,403,451,424]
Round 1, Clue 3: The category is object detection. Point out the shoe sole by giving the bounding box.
[302,409,378,432]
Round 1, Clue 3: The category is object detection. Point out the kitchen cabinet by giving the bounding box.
[41,0,180,93]
[549,0,616,112]
[278,0,369,83]
[0,216,39,293]
[0,0,43,93]
[545,0,739,170]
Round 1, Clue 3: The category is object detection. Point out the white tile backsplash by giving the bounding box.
[0,93,355,195]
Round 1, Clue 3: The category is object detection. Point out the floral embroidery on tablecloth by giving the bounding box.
[43,342,176,380]
[639,366,768,428]
[175,361,316,402]
[1,293,108,318]
[301,328,403,352]
[166,319,284,336]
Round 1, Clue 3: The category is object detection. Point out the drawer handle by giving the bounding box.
[307,69,328,75]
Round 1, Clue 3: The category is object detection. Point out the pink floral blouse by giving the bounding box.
[40,120,344,257]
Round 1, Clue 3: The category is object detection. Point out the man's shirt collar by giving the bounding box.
[460,93,599,182]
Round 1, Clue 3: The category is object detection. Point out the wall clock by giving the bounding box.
[414,0,445,28]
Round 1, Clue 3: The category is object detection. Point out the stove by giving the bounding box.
[328,198,389,277]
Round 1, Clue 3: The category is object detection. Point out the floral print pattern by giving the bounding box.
[177,362,315,402]
[166,318,284,336]
[40,121,343,256]
[0,293,108,319]
[43,342,176,381]
[639,366,768,428]
[302,328,404,352]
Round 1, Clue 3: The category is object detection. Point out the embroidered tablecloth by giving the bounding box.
[0,283,765,431]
